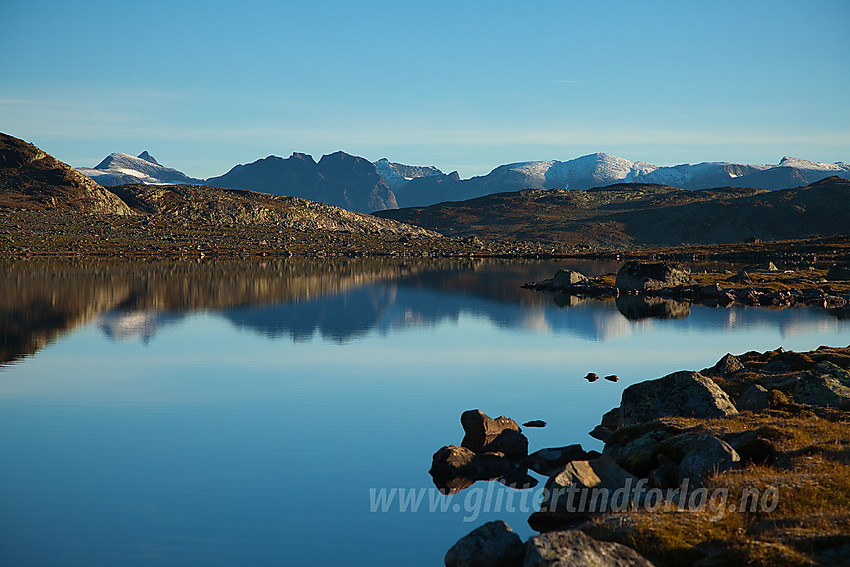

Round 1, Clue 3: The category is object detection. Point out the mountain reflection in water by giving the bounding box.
[1,258,847,364]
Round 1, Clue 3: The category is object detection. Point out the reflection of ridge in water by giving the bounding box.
[615,295,691,321]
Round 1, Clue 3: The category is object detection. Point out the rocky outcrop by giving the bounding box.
[445,521,524,567]
[0,132,134,215]
[460,410,528,459]
[524,530,656,567]
[619,371,738,426]
[615,261,691,291]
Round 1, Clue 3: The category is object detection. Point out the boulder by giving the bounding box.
[461,410,521,438]
[615,261,691,292]
[541,455,640,515]
[522,420,547,428]
[794,361,850,407]
[524,530,656,567]
[463,429,529,460]
[673,434,740,486]
[619,371,738,426]
[589,407,620,441]
[552,269,588,287]
[705,353,745,377]
[524,445,595,477]
[738,384,770,411]
[826,264,850,281]
[726,270,753,285]
[445,520,524,567]
[604,429,739,488]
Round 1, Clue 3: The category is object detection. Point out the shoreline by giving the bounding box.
[441,345,850,567]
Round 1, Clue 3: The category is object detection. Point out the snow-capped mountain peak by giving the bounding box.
[79,152,202,186]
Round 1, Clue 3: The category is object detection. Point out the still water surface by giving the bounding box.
[1,259,848,565]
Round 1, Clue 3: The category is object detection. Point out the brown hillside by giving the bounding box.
[0,132,133,215]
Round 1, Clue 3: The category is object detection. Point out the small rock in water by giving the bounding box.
[523,420,547,428]
[604,374,619,382]
[584,372,600,382]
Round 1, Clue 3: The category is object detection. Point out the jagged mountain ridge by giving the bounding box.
[206,151,398,214]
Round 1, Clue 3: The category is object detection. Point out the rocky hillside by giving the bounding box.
[109,183,436,236]
[375,178,850,248]
[0,133,133,215]
[206,151,397,213]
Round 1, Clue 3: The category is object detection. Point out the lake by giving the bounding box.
[1,259,848,566]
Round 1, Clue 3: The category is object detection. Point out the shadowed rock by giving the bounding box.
[445,520,524,567]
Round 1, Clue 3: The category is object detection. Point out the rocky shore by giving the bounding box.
[439,345,850,566]
[524,260,850,312]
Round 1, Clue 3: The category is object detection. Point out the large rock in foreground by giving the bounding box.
[445,520,524,567]
[620,371,738,426]
[524,530,655,567]
[615,261,691,291]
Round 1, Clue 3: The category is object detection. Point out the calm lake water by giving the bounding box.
[1,259,848,566]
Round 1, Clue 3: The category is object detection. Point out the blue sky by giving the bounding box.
[1,0,848,179]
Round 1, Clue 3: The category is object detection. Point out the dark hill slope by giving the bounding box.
[0,133,133,215]
[375,180,849,248]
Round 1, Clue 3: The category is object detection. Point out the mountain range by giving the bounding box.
[76,150,850,213]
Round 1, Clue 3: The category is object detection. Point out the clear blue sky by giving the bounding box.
[1,0,848,179]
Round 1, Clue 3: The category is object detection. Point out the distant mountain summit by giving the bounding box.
[77,152,203,186]
[207,151,397,213]
[0,132,133,214]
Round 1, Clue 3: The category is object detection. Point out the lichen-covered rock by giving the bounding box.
[794,361,850,407]
[445,520,524,567]
[614,261,691,291]
[524,530,655,567]
[619,371,738,426]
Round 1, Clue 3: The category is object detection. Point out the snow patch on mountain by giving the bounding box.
[374,158,443,191]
